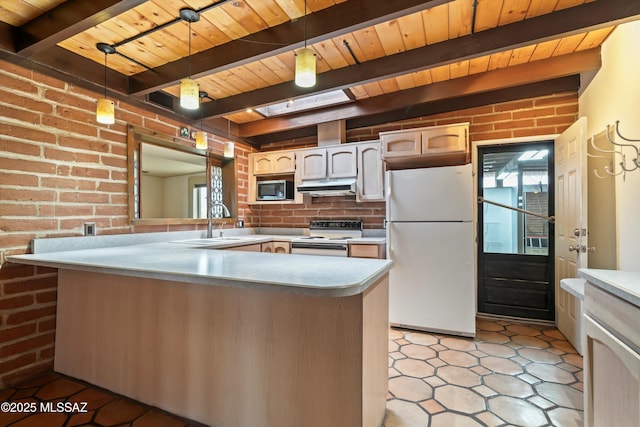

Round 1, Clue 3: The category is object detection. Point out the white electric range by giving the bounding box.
[290,220,363,257]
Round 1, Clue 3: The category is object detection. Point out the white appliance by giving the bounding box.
[290,220,363,257]
[386,164,475,337]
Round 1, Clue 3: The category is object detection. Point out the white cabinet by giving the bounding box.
[381,123,469,168]
[298,145,357,180]
[356,141,384,202]
[251,151,295,175]
[584,282,640,427]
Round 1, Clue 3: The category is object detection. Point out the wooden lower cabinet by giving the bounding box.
[55,269,389,427]
[584,284,640,426]
[227,243,262,252]
[350,243,385,259]
[273,241,290,254]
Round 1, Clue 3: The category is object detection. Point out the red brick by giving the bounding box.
[39,346,55,360]
[0,218,57,232]
[1,362,53,388]
[35,291,57,304]
[44,147,100,163]
[97,182,126,193]
[5,308,56,327]
[59,191,109,204]
[40,176,96,191]
[44,89,95,112]
[0,104,41,124]
[0,295,34,310]
[38,318,56,333]
[0,324,37,343]
[0,353,37,374]
[42,116,97,138]
[0,157,56,175]
[0,264,36,280]
[512,107,556,119]
[3,74,38,95]
[1,124,56,144]
[70,166,109,180]
[0,171,39,187]
[58,135,110,153]
[4,276,57,295]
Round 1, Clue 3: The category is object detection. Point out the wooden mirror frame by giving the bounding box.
[127,124,237,226]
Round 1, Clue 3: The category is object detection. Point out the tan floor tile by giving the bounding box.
[431,412,484,427]
[552,339,578,353]
[436,365,481,387]
[389,351,407,360]
[572,381,584,392]
[480,356,524,375]
[518,347,563,364]
[496,320,511,326]
[526,363,577,384]
[563,353,584,368]
[439,350,478,368]
[476,411,506,427]
[8,412,67,427]
[389,367,401,378]
[70,387,115,411]
[420,398,445,414]
[384,399,429,427]
[500,330,518,337]
[434,385,486,413]
[94,399,147,425]
[469,350,486,358]
[506,324,544,337]
[476,319,505,332]
[389,329,404,340]
[404,332,438,346]
[542,329,567,339]
[488,396,547,427]
[389,377,433,401]
[427,357,447,368]
[394,358,436,378]
[476,342,516,358]
[547,407,584,426]
[133,410,187,427]
[470,365,492,375]
[440,337,476,351]
[400,344,436,359]
[518,373,542,385]
[67,411,95,426]
[527,395,555,410]
[558,362,581,373]
[511,335,550,349]
[483,373,534,398]
[389,340,400,352]
[35,378,85,400]
[430,344,448,352]
[424,375,447,388]
[535,382,584,410]
[396,338,410,345]
[472,384,499,398]
[510,356,530,366]
[476,331,510,344]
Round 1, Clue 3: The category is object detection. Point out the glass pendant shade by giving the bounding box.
[195,131,207,150]
[96,98,115,124]
[224,141,234,158]
[295,47,316,88]
[180,78,199,109]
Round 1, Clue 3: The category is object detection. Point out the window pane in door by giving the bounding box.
[481,149,550,255]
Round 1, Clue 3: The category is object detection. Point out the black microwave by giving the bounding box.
[257,180,294,201]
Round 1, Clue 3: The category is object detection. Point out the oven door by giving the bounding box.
[290,242,348,257]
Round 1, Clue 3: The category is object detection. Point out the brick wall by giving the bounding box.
[0,56,578,388]
[0,59,254,387]
[256,92,579,229]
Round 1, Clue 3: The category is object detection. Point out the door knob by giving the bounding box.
[568,245,579,252]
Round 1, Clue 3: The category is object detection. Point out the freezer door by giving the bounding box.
[388,221,476,336]
[387,164,473,222]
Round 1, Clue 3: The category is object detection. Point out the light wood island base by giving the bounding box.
[54,269,389,427]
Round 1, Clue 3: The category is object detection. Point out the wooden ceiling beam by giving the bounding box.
[201,0,640,119]
[13,0,148,57]
[238,48,600,138]
[128,0,455,95]
[246,76,580,146]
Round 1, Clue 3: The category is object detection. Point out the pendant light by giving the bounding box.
[224,117,234,158]
[180,8,200,110]
[96,43,116,124]
[195,91,208,150]
[295,0,316,88]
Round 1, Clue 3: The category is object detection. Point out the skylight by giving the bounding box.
[255,90,351,117]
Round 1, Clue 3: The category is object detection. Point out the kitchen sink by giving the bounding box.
[170,237,250,245]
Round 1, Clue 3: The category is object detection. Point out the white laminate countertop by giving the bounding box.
[578,268,640,308]
[7,242,392,297]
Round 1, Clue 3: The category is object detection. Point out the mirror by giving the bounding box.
[127,125,237,224]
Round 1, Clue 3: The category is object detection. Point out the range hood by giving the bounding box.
[297,178,356,197]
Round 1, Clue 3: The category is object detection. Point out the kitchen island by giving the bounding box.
[8,242,392,427]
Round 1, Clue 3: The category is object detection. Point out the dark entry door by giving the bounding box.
[477,142,555,321]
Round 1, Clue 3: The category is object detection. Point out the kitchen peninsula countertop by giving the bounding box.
[578,268,640,308]
[8,241,392,297]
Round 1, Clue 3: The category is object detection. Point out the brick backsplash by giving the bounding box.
[0,58,578,388]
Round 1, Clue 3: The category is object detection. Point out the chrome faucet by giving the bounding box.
[207,201,231,238]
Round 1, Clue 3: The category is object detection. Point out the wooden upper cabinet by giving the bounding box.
[381,123,469,168]
[357,142,384,202]
[380,130,422,158]
[327,145,357,178]
[421,125,467,155]
[251,151,295,175]
[298,148,327,180]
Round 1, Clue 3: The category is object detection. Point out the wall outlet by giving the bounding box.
[84,222,96,236]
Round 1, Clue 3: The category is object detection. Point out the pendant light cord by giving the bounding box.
[103,52,108,98]
[188,20,192,78]
[303,0,307,49]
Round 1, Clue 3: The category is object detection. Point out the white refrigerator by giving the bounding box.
[386,164,476,337]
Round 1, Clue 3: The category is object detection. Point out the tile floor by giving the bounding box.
[0,318,582,427]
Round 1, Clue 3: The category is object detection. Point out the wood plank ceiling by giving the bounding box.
[1,0,639,145]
